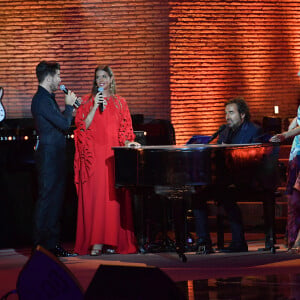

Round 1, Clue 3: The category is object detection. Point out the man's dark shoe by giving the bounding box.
[259,238,278,253]
[52,244,78,257]
[221,242,248,253]
[195,238,214,254]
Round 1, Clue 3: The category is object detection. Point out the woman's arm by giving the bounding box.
[270,124,300,142]
[288,117,298,131]
[84,92,105,129]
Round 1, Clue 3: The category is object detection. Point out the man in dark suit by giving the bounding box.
[194,96,262,253]
[31,61,78,257]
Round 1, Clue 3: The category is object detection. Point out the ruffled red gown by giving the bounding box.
[74,94,137,255]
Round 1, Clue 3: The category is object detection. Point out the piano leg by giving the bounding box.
[216,204,225,250]
[132,190,148,253]
[173,194,187,262]
[160,196,176,252]
[155,186,195,262]
[132,193,144,252]
[133,189,178,253]
[262,190,277,253]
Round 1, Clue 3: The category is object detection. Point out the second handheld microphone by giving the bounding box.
[98,87,104,112]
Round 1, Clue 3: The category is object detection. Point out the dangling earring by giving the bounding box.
[110,82,115,94]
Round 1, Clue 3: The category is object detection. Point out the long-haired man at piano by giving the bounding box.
[194,96,263,253]
[218,96,262,144]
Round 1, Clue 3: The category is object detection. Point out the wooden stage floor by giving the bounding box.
[1,233,300,299]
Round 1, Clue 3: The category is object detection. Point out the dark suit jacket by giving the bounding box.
[218,121,262,144]
[31,85,73,148]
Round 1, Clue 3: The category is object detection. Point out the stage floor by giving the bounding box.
[1,234,300,299]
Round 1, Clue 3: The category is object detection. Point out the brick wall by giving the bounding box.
[0,0,170,120]
[169,0,300,144]
[1,1,300,145]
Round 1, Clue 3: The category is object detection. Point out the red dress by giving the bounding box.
[74,94,137,255]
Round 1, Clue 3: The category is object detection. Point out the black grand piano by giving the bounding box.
[113,143,279,261]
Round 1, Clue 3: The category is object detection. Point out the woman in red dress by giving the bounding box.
[74,65,139,255]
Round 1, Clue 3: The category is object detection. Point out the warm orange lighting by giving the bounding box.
[226,145,267,163]
[169,2,300,145]
[24,136,29,140]
[187,280,195,300]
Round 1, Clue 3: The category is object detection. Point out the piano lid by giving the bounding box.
[113,143,277,187]
[113,143,266,151]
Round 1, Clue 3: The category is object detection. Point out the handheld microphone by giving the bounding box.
[60,85,81,108]
[98,87,104,112]
[208,124,227,143]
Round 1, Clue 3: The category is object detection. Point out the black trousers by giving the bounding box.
[33,144,66,251]
[193,186,246,245]
[219,187,246,244]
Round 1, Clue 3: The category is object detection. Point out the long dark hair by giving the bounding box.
[225,96,251,121]
[91,65,116,96]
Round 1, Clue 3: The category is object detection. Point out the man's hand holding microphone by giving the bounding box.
[60,85,81,108]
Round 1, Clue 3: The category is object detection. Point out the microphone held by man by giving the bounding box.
[60,84,81,108]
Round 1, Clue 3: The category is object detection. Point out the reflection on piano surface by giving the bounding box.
[113,143,279,261]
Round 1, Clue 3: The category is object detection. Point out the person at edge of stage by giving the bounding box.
[270,106,300,253]
[74,65,140,256]
[193,96,264,253]
[31,60,79,257]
